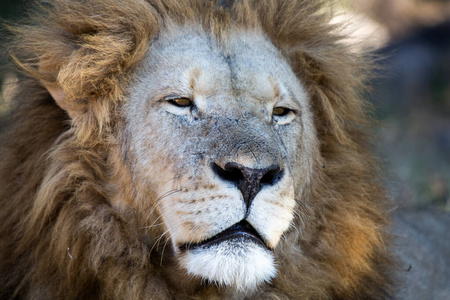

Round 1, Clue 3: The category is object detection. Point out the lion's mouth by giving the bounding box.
[179,220,268,251]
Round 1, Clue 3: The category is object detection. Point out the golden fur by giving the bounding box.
[0,0,394,299]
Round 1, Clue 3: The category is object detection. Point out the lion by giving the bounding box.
[0,0,396,299]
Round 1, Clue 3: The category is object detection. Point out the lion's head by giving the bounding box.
[121,24,318,291]
[0,0,394,299]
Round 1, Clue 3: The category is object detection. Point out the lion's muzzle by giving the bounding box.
[212,162,284,210]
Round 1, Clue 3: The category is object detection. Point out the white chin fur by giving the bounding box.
[179,238,276,293]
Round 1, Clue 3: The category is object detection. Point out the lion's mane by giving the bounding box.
[0,0,394,299]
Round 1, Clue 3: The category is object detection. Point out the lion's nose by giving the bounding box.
[212,162,284,210]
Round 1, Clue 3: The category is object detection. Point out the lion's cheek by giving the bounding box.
[247,179,296,249]
[158,188,246,245]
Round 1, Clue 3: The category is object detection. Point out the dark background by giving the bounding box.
[0,0,26,20]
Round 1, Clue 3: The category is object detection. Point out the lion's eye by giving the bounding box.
[272,107,291,117]
[168,98,193,108]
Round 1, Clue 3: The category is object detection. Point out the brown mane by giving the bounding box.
[0,0,395,298]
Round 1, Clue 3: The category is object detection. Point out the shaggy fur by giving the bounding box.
[0,0,394,299]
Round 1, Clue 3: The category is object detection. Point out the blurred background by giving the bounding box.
[332,0,450,211]
[1,0,449,211]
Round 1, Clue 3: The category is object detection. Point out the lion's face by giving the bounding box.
[122,25,318,292]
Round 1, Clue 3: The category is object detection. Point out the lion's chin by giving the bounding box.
[179,238,276,293]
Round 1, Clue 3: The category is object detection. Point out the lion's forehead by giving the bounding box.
[131,25,306,111]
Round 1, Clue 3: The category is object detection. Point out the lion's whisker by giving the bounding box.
[150,229,170,254]
[295,199,311,216]
[145,189,182,222]
[160,238,171,266]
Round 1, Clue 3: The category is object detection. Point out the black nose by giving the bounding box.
[212,162,283,210]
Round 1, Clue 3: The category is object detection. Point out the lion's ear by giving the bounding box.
[41,80,82,119]
[39,60,83,119]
